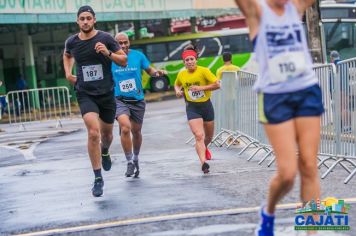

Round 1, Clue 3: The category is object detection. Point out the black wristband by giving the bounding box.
[108,51,112,57]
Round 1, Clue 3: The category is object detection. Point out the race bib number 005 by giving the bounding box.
[268,52,307,84]
[119,79,137,93]
[82,64,104,82]
[188,90,205,100]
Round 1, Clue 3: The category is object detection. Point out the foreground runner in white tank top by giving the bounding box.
[234,1,324,235]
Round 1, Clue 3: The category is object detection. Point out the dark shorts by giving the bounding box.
[76,91,116,124]
[115,98,146,124]
[186,99,214,122]
[258,84,324,124]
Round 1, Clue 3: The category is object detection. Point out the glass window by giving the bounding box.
[321,8,356,19]
[220,35,252,54]
[145,43,168,62]
[197,37,220,57]
[131,45,145,54]
[168,40,192,61]
[324,22,356,60]
[57,46,65,78]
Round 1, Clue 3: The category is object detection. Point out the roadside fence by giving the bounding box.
[4,86,72,130]
[186,58,356,184]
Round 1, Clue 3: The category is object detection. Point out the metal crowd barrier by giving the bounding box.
[315,59,356,184]
[5,86,72,130]
[210,71,274,165]
[187,58,356,184]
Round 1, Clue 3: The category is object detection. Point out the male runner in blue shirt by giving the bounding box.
[112,32,166,178]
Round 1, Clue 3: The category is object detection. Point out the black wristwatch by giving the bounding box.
[108,51,112,57]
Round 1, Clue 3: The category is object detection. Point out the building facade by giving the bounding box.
[0,0,239,96]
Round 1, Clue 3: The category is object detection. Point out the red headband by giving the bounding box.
[182,50,197,60]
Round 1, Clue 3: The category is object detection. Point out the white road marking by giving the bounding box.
[16,198,356,236]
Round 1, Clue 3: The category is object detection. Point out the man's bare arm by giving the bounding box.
[145,67,167,77]
[234,0,259,19]
[63,52,77,85]
[94,42,127,67]
[292,0,316,16]
[234,0,261,39]
[111,49,128,67]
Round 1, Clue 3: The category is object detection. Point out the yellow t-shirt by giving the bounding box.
[216,64,240,80]
[175,66,217,103]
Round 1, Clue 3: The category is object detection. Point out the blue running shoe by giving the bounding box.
[92,177,104,197]
[101,153,112,171]
[255,206,275,236]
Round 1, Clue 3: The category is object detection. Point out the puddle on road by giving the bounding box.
[14,169,50,177]
[25,140,35,144]
[18,144,30,149]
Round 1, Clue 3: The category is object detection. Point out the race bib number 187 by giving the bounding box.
[82,64,104,82]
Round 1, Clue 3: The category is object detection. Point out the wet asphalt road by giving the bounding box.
[0,98,355,236]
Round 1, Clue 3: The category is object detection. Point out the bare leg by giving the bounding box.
[203,121,214,147]
[264,120,298,214]
[295,117,321,203]
[188,118,206,165]
[131,120,143,157]
[100,119,113,152]
[117,114,132,154]
[83,112,101,170]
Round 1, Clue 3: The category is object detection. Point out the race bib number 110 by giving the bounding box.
[268,52,307,84]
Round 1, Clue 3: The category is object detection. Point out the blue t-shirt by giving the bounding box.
[112,49,150,100]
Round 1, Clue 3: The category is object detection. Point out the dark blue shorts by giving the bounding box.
[258,84,324,124]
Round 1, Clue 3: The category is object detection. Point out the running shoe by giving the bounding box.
[101,152,112,171]
[255,206,275,236]
[202,162,210,174]
[125,162,135,177]
[133,160,140,178]
[205,148,212,160]
[92,177,104,197]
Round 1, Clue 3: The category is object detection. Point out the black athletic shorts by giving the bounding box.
[76,91,116,124]
[186,99,214,122]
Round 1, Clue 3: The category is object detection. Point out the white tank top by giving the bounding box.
[253,0,318,93]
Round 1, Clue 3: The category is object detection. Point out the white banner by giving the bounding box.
[0,0,193,14]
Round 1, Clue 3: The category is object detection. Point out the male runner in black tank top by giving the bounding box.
[63,5,127,197]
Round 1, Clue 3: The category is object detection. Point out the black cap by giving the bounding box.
[77,5,95,17]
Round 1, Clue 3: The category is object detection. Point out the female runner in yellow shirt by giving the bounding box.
[174,45,221,173]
